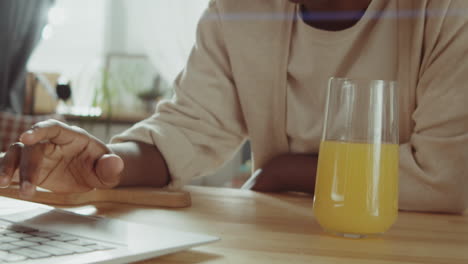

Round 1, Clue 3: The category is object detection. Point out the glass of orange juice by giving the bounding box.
[313,77,399,238]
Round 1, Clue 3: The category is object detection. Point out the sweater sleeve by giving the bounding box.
[399,0,468,213]
[111,2,247,189]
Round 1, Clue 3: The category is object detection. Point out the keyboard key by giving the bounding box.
[0,244,20,251]
[86,244,115,251]
[10,241,39,247]
[5,233,31,239]
[32,245,74,256]
[23,237,51,243]
[26,231,58,238]
[0,230,14,235]
[69,240,96,246]
[45,241,94,253]
[7,226,37,233]
[52,235,78,242]
[0,250,27,262]
[12,248,51,259]
[0,237,19,243]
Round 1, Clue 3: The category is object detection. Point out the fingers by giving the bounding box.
[92,154,124,189]
[5,119,121,195]
[249,168,284,192]
[19,144,46,198]
[0,143,41,198]
[0,143,23,187]
[20,119,81,146]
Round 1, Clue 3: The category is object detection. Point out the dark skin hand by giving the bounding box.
[251,154,318,194]
[0,120,169,198]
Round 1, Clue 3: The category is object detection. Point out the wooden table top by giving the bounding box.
[71,186,468,264]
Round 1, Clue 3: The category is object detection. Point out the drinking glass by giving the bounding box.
[313,77,399,238]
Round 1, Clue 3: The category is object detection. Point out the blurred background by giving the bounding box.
[1,0,251,188]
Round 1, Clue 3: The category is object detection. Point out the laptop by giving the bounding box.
[0,196,219,263]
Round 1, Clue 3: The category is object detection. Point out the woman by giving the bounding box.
[1,0,467,213]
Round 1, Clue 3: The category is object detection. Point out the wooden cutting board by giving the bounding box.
[0,185,191,208]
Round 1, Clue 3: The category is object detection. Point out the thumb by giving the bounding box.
[95,154,124,188]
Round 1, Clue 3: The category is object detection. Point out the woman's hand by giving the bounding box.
[0,120,124,198]
[247,153,318,194]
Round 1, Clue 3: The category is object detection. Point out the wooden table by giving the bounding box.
[68,186,468,264]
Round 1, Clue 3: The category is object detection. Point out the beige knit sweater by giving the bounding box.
[113,0,468,213]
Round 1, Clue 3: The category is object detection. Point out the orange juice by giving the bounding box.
[313,140,399,236]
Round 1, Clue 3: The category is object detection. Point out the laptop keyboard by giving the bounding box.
[0,222,115,262]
